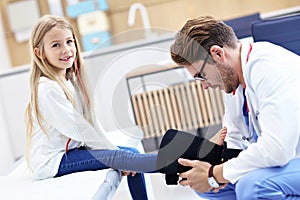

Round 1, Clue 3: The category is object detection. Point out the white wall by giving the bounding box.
[0,10,12,71]
[0,95,14,175]
[0,17,24,172]
[0,66,30,174]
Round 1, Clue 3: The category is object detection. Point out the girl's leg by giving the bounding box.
[55,147,157,176]
[87,147,157,173]
[236,158,300,200]
[55,147,109,176]
[209,127,227,146]
[55,146,157,200]
[118,146,148,200]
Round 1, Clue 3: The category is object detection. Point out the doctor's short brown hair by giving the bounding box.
[170,16,238,65]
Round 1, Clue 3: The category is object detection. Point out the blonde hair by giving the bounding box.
[25,15,93,164]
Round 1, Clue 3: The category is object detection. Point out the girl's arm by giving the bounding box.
[38,81,116,150]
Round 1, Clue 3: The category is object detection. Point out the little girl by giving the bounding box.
[25,14,157,200]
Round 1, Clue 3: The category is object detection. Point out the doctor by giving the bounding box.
[170,16,300,199]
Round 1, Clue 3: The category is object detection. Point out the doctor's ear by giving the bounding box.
[209,45,225,62]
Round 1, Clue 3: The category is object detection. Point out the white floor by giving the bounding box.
[113,173,205,200]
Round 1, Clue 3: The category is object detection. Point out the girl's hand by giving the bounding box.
[122,171,136,176]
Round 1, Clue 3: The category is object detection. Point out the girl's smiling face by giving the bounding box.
[39,27,77,80]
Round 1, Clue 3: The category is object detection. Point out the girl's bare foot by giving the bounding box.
[210,127,227,146]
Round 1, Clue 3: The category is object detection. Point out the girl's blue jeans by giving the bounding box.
[55,146,157,200]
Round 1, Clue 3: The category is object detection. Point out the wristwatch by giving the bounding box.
[208,165,220,188]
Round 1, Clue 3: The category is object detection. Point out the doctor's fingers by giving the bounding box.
[178,158,198,168]
[179,163,210,183]
[179,176,211,193]
[178,159,211,174]
[178,158,211,169]
[179,165,209,185]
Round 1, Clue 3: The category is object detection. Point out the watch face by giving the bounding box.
[208,177,220,188]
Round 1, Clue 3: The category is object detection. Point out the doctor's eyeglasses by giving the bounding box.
[194,54,209,81]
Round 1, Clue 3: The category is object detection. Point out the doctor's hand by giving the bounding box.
[178,158,227,193]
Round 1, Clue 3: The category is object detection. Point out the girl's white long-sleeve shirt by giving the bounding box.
[223,42,300,183]
[29,77,117,180]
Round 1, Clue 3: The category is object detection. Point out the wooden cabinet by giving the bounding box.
[0,0,49,67]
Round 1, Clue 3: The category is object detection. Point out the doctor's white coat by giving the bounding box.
[223,42,300,183]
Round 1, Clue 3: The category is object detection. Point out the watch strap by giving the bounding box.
[208,165,215,178]
[208,165,220,188]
